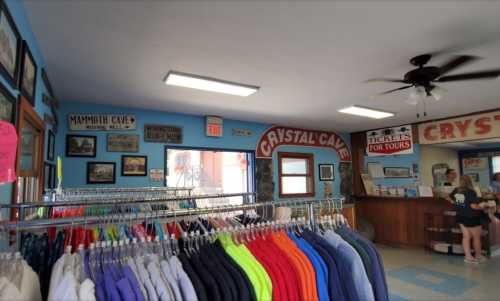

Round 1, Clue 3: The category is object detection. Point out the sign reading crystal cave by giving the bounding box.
[68,114,136,131]
[418,109,500,144]
[366,125,413,156]
[256,126,351,161]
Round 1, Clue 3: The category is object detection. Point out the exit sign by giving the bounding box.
[206,116,223,137]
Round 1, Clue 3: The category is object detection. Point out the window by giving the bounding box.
[278,152,314,198]
[165,147,254,207]
[493,156,500,174]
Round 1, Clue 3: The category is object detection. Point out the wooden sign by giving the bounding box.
[418,110,500,144]
[366,125,413,156]
[107,134,139,152]
[144,124,182,144]
[232,128,253,137]
[206,116,223,137]
[256,125,351,161]
[68,114,136,131]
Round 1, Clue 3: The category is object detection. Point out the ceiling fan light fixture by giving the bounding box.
[338,105,394,119]
[430,85,446,101]
[409,86,426,101]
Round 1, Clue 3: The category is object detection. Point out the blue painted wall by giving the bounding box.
[0,0,55,205]
[57,101,350,200]
[364,144,421,187]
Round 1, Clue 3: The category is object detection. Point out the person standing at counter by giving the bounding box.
[491,172,500,193]
[443,168,458,186]
[446,175,487,264]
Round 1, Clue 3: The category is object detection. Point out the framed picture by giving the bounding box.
[44,162,56,190]
[319,164,334,181]
[41,68,55,98]
[121,155,147,176]
[0,80,16,123]
[66,134,96,157]
[107,134,139,152]
[47,130,55,161]
[87,161,116,184]
[0,0,21,87]
[384,167,411,178]
[466,173,480,183]
[19,40,37,106]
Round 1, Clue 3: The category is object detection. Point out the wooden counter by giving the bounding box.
[355,196,453,247]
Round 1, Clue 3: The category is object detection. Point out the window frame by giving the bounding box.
[278,152,315,198]
[163,145,255,194]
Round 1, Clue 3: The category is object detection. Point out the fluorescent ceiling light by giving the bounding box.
[164,71,259,96]
[338,105,394,119]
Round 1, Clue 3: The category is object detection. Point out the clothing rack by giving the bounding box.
[44,186,195,203]
[0,196,343,231]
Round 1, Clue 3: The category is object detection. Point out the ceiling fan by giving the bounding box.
[366,53,500,104]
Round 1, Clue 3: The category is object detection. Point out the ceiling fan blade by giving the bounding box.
[438,55,480,75]
[364,78,406,83]
[377,85,413,95]
[437,69,500,82]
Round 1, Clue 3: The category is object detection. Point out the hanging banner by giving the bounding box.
[366,125,413,156]
[418,110,500,144]
[462,157,488,170]
[0,121,17,184]
[68,114,136,131]
[256,126,351,161]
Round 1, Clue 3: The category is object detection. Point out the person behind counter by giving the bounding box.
[443,168,458,186]
[446,175,487,264]
[491,172,500,193]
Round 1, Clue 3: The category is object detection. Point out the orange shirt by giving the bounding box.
[270,231,319,301]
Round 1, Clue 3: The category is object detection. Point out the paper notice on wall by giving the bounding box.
[0,121,17,184]
[366,125,413,156]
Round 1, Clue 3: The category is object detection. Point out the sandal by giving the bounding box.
[464,257,478,264]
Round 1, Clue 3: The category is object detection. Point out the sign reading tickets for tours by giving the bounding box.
[418,109,500,144]
[69,114,136,131]
[366,125,413,156]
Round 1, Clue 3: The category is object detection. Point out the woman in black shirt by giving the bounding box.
[447,175,486,264]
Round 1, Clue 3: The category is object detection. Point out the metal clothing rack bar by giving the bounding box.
[0,197,343,231]
[1,192,256,209]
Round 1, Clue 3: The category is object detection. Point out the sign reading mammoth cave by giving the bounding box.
[68,114,136,131]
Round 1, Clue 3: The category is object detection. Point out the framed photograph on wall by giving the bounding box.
[107,134,139,152]
[47,129,55,161]
[0,80,16,123]
[19,40,37,106]
[66,134,96,157]
[43,162,56,190]
[121,155,147,176]
[384,167,411,178]
[319,164,334,181]
[0,0,21,87]
[87,161,116,184]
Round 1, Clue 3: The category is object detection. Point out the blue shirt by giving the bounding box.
[338,227,389,301]
[288,232,330,301]
[321,230,375,301]
[303,229,346,301]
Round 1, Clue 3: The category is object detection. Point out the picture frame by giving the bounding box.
[121,155,147,176]
[47,129,55,161]
[107,134,139,152]
[319,164,334,181]
[87,161,116,184]
[0,0,21,87]
[466,173,480,183]
[384,167,411,178]
[66,134,96,157]
[41,68,55,98]
[44,162,56,190]
[0,79,16,123]
[19,40,37,106]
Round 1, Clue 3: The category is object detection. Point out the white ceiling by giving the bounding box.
[23,1,500,132]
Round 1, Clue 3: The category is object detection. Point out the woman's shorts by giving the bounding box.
[457,216,482,227]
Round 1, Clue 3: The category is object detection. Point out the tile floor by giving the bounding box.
[379,245,500,301]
